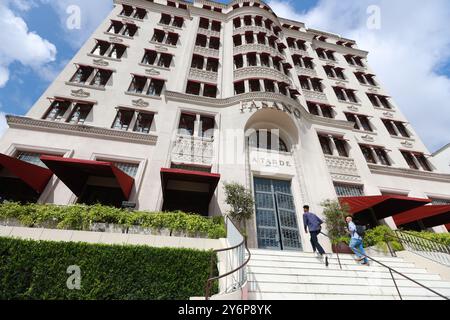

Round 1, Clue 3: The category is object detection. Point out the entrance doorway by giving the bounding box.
[253,177,302,251]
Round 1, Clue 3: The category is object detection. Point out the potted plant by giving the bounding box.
[321,199,353,254]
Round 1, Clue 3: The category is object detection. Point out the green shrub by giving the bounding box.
[398,230,450,246]
[0,237,216,300]
[0,203,226,239]
[364,225,403,251]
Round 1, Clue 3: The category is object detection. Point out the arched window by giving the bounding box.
[249,130,289,152]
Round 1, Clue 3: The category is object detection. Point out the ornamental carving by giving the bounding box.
[93,58,109,67]
[132,99,149,108]
[71,89,90,98]
[109,36,123,43]
[194,46,219,58]
[172,135,214,166]
[163,27,175,33]
[303,90,328,103]
[233,44,283,60]
[234,66,291,84]
[361,134,375,142]
[383,111,394,119]
[347,105,359,112]
[189,68,218,83]
[335,81,347,87]
[155,45,168,52]
[196,28,221,38]
[325,155,361,182]
[295,66,317,77]
[401,141,413,148]
[145,68,161,76]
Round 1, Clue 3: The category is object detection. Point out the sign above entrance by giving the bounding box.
[240,101,302,120]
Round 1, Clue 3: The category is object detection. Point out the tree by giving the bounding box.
[223,182,254,233]
[320,199,349,242]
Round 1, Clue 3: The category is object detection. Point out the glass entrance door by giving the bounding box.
[254,178,302,251]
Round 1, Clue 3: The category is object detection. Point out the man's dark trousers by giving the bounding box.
[310,230,325,255]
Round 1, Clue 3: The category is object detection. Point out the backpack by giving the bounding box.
[355,225,366,238]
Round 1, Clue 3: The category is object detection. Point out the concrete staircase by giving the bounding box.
[247,249,450,300]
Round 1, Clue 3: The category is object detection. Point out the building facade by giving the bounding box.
[432,143,450,174]
[1,0,449,250]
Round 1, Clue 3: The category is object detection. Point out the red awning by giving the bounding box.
[160,168,220,200]
[339,195,431,220]
[40,156,134,199]
[446,224,450,231]
[0,153,52,193]
[393,205,450,229]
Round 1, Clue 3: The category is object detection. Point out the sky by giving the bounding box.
[0,0,449,152]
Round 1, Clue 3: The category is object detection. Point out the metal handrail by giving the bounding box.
[321,233,449,300]
[384,230,450,266]
[204,217,252,300]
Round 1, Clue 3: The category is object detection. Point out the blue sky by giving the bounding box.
[0,0,449,152]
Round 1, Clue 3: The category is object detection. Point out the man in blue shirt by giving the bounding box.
[303,205,326,256]
[345,215,369,265]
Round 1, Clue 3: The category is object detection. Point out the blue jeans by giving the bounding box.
[349,238,368,264]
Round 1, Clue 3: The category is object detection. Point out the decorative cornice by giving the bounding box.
[164,91,353,130]
[311,39,368,58]
[368,164,450,183]
[6,116,158,145]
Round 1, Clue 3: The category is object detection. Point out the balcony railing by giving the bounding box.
[172,134,214,166]
[295,66,317,77]
[325,155,360,180]
[189,68,218,83]
[302,89,328,103]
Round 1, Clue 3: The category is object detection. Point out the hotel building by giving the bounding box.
[1,0,449,251]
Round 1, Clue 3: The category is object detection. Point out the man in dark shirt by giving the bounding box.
[303,205,326,256]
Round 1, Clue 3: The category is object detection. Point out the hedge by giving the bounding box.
[0,203,226,239]
[0,237,217,300]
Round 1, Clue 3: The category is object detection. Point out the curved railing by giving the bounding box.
[384,230,450,267]
[205,216,251,300]
[321,233,449,300]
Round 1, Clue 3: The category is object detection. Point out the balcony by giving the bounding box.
[302,90,328,103]
[189,68,218,83]
[194,46,219,58]
[172,135,214,166]
[233,43,283,59]
[325,155,361,183]
[234,66,291,84]
[295,66,317,77]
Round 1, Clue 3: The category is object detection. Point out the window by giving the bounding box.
[250,130,289,152]
[360,145,376,164]
[128,75,147,94]
[108,44,126,59]
[233,35,242,47]
[158,53,173,68]
[245,32,254,44]
[112,110,134,131]
[334,183,364,197]
[334,87,358,103]
[401,151,419,170]
[67,103,92,124]
[209,37,220,50]
[416,154,432,171]
[16,152,48,168]
[151,29,165,43]
[234,55,243,69]
[249,79,261,92]
[196,34,207,47]
[318,135,332,155]
[91,40,110,56]
[178,113,196,136]
[122,24,137,37]
[160,14,171,25]
[383,120,410,137]
[133,112,154,134]
[44,101,70,121]
[382,119,397,136]
[334,138,348,157]
[71,66,94,84]
[114,162,139,178]
[345,113,372,131]
[166,33,179,46]
[356,72,376,86]
[199,18,209,30]
[133,8,147,20]
[211,21,221,32]
[233,18,241,29]
[311,79,323,92]
[247,53,257,66]
[142,50,158,65]
[234,81,245,95]
[186,81,201,95]
[120,5,133,17]
[264,79,275,92]
[200,116,215,138]
[308,103,320,116]
[320,105,334,118]
[107,21,124,35]
[173,16,184,28]
[191,55,204,70]
[147,79,164,96]
[203,84,217,98]
[374,147,391,166]
[395,122,410,138]
[90,69,112,87]
[244,15,252,26]
[430,198,450,205]
[206,58,219,72]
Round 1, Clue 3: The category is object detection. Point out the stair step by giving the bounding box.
[248,282,450,297]
[247,274,450,288]
[248,292,445,300]
[249,256,415,268]
[247,266,443,281]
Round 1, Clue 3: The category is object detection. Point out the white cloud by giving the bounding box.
[40,0,112,48]
[0,1,57,87]
[268,0,450,151]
